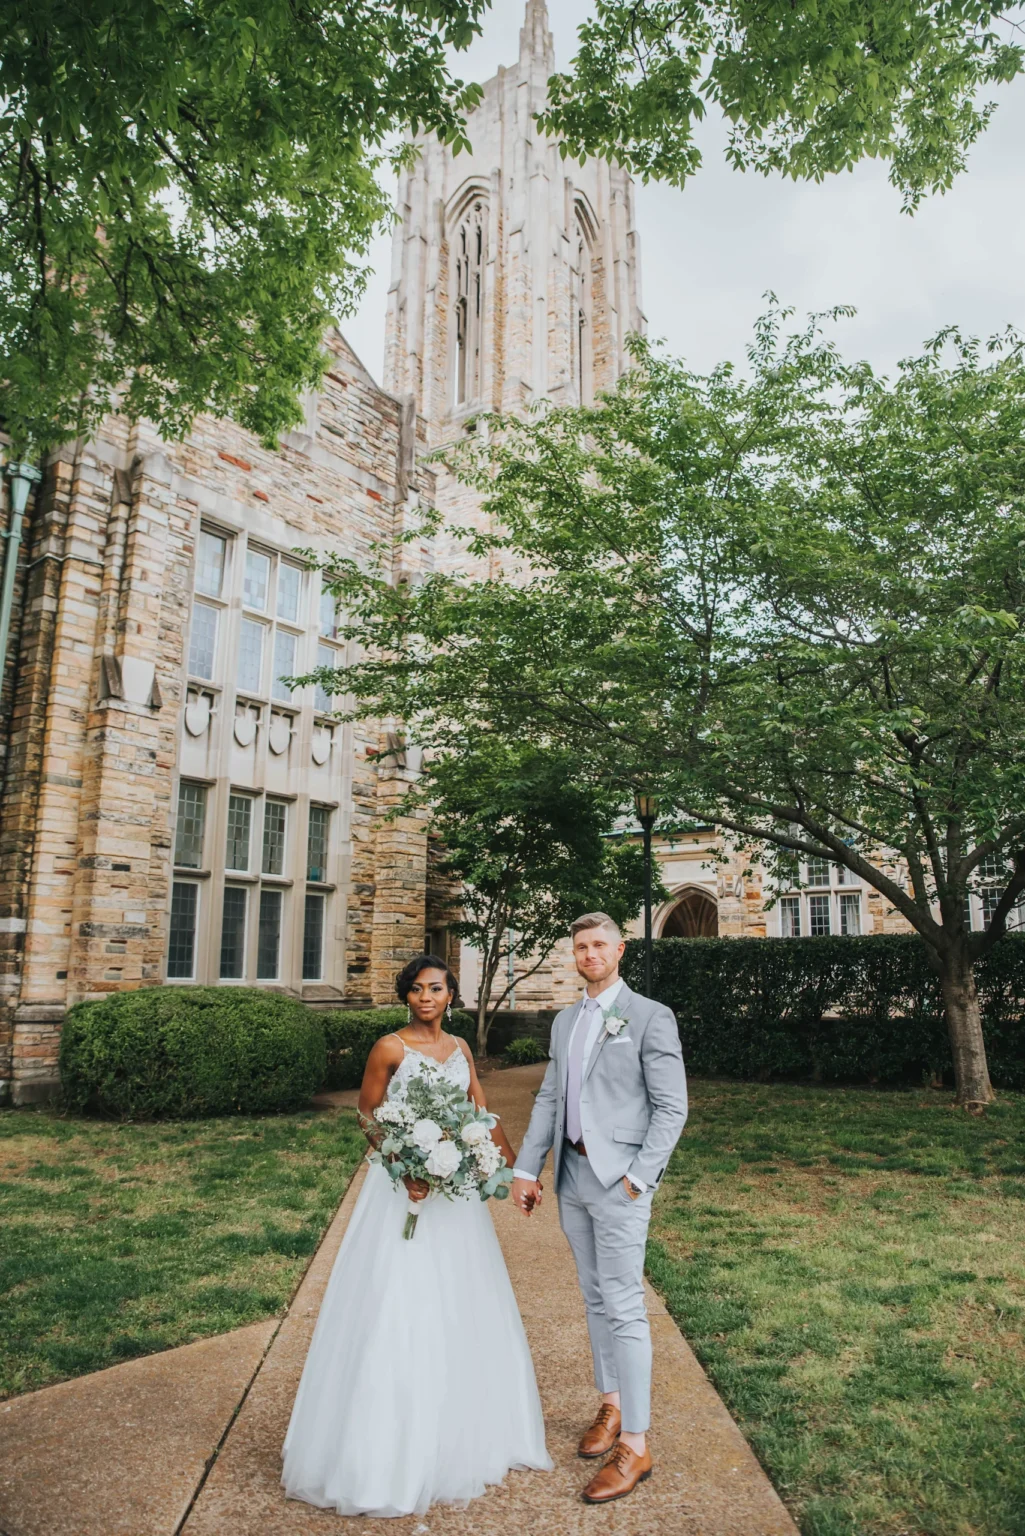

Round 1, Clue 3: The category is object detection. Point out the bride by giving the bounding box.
[282,954,552,1518]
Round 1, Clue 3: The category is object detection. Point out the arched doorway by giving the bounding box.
[660,888,718,938]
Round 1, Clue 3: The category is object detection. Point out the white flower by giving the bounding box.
[460,1120,489,1146]
[602,1011,627,1036]
[411,1118,443,1153]
[474,1139,502,1176]
[425,1138,462,1178]
[376,1101,406,1125]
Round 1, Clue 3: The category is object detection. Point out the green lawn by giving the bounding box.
[0,1105,364,1399]
[649,1081,1025,1536]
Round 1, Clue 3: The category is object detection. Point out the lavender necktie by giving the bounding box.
[566,999,599,1145]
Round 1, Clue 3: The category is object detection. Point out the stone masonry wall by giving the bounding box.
[0,331,436,1100]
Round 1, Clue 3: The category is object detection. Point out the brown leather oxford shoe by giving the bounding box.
[581,1441,653,1503]
[578,1402,621,1459]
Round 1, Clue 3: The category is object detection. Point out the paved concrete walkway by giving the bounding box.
[0,1066,797,1536]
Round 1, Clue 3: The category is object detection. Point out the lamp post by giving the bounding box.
[0,462,41,696]
[634,790,659,997]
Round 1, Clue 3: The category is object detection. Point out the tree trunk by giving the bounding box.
[940,947,995,1108]
[476,995,489,1058]
[476,952,501,1057]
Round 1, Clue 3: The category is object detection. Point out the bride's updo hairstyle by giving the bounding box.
[395,953,460,1004]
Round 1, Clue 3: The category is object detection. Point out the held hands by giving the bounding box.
[511,1177,543,1215]
[403,1175,431,1203]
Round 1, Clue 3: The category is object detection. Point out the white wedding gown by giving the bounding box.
[282,1043,552,1517]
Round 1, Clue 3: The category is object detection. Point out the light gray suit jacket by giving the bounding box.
[515,982,688,1191]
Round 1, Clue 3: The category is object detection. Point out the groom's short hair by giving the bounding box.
[570,911,621,940]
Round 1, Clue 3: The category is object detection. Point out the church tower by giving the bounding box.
[384,0,645,572]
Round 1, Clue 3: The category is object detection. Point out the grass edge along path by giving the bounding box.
[646,1080,1025,1536]
[0,1105,365,1400]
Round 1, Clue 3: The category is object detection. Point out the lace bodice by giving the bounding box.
[387,1040,471,1099]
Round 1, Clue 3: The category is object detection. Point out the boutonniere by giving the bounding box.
[601,1004,630,1038]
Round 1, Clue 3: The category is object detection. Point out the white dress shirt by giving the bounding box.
[512,978,646,1191]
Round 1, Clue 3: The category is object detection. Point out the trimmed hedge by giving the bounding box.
[60,987,326,1118]
[321,1007,478,1090]
[621,934,1025,1088]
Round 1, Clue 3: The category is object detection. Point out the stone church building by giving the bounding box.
[0,2,892,1104]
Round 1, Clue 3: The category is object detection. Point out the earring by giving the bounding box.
[406,1004,411,1024]
[446,1003,453,1023]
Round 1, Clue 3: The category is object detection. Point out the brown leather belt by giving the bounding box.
[564,1137,587,1157]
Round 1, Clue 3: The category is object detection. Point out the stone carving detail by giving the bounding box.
[268,712,292,756]
[233,701,260,748]
[184,689,212,738]
[312,723,333,766]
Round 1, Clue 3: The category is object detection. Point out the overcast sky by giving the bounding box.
[343,0,1025,387]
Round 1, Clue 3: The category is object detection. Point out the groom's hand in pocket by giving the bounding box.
[512,1177,542,1215]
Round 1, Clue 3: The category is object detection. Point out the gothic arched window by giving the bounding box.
[570,213,594,405]
[453,199,486,407]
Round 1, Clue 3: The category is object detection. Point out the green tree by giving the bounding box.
[545,1,1024,208]
[324,311,1025,1106]
[5,3,1019,459]
[0,0,485,455]
[411,743,652,1054]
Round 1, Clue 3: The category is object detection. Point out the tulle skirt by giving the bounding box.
[281,1162,553,1518]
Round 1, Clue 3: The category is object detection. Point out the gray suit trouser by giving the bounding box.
[557,1145,653,1432]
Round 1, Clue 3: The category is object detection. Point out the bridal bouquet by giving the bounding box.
[367,1071,513,1238]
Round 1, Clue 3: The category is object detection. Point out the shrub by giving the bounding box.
[321,1006,478,1090]
[505,1036,547,1066]
[621,934,1025,1088]
[60,987,326,1118]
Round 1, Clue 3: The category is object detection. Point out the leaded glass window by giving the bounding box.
[805,858,831,887]
[307,805,330,882]
[174,782,206,868]
[257,888,282,979]
[244,548,270,611]
[319,587,338,638]
[314,643,336,713]
[237,617,264,693]
[262,800,287,876]
[272,629,297,703]
[839,893,861,935]
[188,600,218,679]
[226,794,252,871]
[570,214,593,404]
[168,883,198,978]
[303,892,325,980]
[454,199,486,406]
[220,887,247,978]
[195,530,227,597]
[277,562,301,623]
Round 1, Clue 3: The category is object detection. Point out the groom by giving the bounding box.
[511,912,688,1504]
